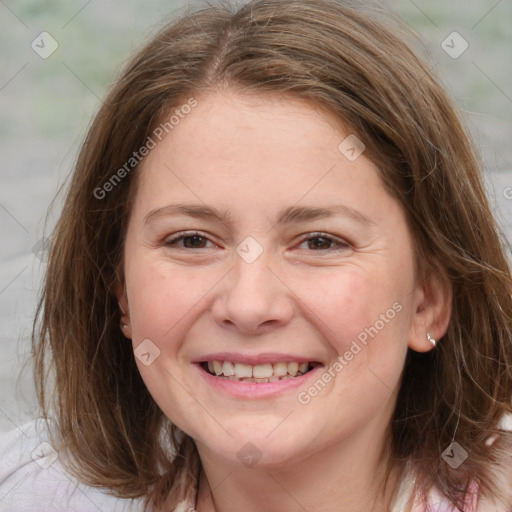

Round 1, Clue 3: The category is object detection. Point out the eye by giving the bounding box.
[296,232,350,251]
[164,231,216,249]
[163,231,349,252]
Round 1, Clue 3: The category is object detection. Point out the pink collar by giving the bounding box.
[410,480,479,512]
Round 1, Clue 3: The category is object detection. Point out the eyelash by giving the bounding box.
[164,231,350,252]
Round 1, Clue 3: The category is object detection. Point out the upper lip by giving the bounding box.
[192,352,323,366]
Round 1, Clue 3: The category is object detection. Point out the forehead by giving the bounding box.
[131,90,397,226]
[141,92,366,176]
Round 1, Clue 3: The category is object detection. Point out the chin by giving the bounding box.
[197,426,319,469]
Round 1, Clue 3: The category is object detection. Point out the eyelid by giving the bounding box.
[164,230,219,248]
[295,232,351,250]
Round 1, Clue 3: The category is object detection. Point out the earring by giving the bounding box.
[427,332,436,347]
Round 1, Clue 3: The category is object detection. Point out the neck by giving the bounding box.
[195,429,403,512]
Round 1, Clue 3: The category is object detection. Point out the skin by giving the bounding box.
[116,89,452,512]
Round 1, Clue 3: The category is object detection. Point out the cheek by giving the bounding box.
[295,264,410,389]
[297,265,404,345]
[124,257,215,429]
[125,255,219,343]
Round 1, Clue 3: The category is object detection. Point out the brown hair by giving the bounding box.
[33,0,512,510]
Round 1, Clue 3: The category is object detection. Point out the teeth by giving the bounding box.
[253,364,273,379]
[213,360,223,376]
[287,362,299,377]
[221,361,235,376]
[205,360,315,380]
[224,375,297,383]
[273,362,288,376]
[234,363,253,378]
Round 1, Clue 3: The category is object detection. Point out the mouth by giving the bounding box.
[199,360,322,384]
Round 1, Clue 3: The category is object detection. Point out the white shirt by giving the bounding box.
[0,418,147,512]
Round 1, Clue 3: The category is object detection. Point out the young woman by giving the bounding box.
[1,1,512,510]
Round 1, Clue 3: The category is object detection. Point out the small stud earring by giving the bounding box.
[427,332,436,347]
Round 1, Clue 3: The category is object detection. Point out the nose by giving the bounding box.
[211,247,294,335]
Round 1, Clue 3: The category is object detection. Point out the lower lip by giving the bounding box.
[194,363,324,399]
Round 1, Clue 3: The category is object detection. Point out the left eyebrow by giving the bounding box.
[143,203,375,228]
[275,204,375,227]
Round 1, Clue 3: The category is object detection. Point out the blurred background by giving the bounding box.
[0,0,511,432]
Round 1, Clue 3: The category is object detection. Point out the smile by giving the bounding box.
[199,360,321,383]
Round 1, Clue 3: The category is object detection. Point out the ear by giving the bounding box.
[408,267,452,353]
[115,279,132,340]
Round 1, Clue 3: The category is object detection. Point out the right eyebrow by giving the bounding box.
[144,203,235,228]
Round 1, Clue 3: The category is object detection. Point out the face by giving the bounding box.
[118,90,442,469]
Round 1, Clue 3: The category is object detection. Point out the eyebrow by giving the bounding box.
[144,203,375,228]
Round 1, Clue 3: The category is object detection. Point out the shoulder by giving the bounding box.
[0,418,146,512]
[477,414,512,511]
